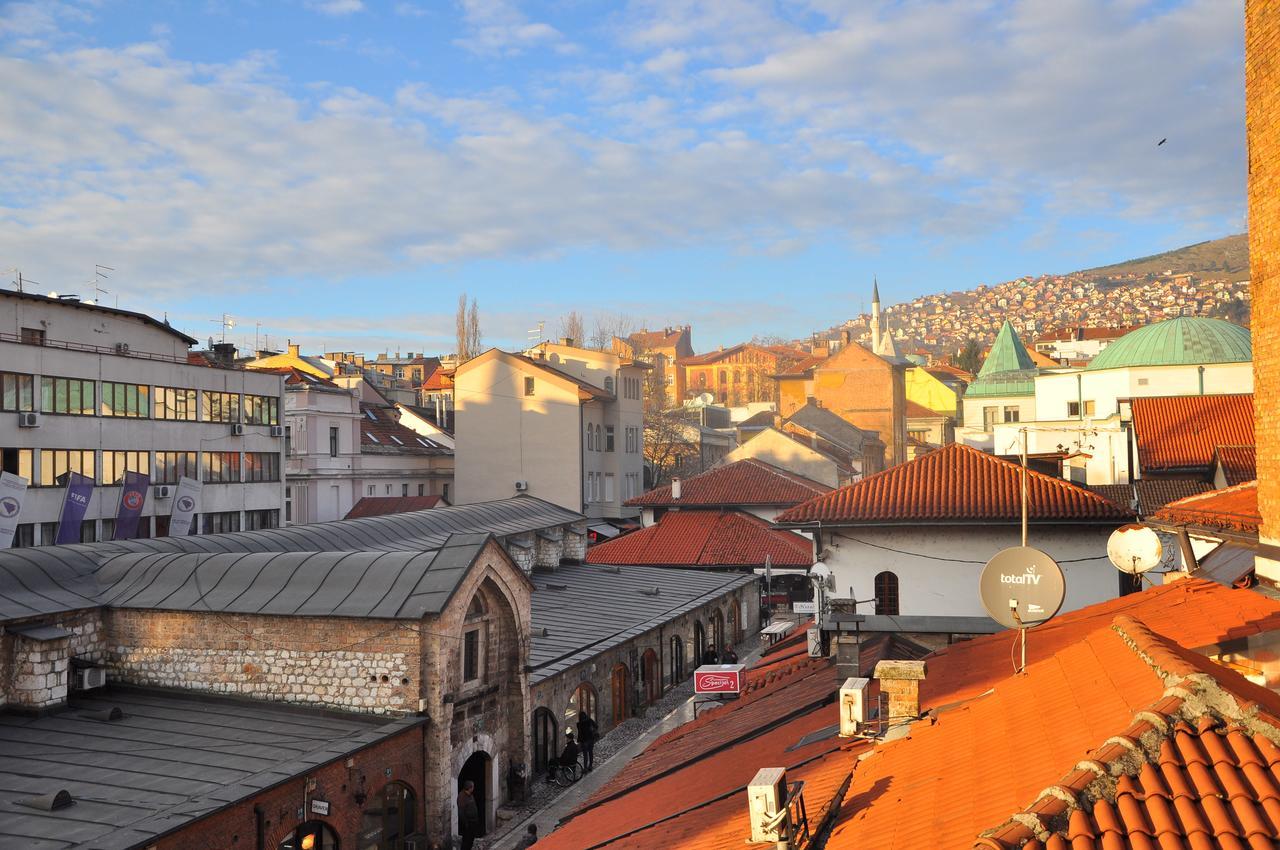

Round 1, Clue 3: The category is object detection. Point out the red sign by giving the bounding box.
[694,664,745,695]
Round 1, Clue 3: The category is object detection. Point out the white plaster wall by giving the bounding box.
[725,428,841,488]
[823,525,1122,620]
[961,393,1037,432]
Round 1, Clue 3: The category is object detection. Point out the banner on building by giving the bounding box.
[113,471,151,541]
[54,471,95,545]
[0,471,28,549]
[167,476,202,537]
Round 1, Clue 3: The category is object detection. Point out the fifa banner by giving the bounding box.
[168,476,203,537]
[113,470,151,541]
[0,471,28,549]
[54,471,95,545]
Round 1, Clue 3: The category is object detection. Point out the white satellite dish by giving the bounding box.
[1107,524,1164,575]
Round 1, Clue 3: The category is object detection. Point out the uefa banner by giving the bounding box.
[0,471,28,548]
[113,470,151,541]
[54,471,95,545]
[168,476,202,537]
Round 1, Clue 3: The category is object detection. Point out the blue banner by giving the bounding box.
[54,471,94,545]
[113,470,150,541]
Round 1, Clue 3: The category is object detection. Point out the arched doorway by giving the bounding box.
[532,707,558,775]
[727,604,740,647]
[694,621,707,666]
[361,782,415,849]
[459,751,491,836]
[277,821,338,850]
[610,663,630,725]
[641,648,660,705]
[712,608,725,661]
[567,681,598,724]
[669,634,685,682]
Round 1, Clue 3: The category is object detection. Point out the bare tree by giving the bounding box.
[557,311,585,345]
[588,312,636,351]
[455,294,483,361]
[467,298,482,357]
[455,293,468,360]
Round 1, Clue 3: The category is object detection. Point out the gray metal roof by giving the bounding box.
[0,497,581,623]
[0,687,420,850]
[528,563,758,683]
[1192,542,1255,587]
[784,402,880,451]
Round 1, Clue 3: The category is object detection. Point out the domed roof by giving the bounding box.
[1084,317,1251,372]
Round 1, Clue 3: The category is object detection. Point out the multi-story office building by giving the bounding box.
[0,291,285,545]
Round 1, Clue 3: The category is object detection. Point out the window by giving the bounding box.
[244,394,279,425]
[604,376,615,394]
[874,572,900,615]
[40,376,96,416]
[1067,400,1095,418]
[38,449,95,486]
[285,425,292,456]
[604,473,615,503]
[1,448,34,481]
[154,386,197,421]
[402,483,409,496]
[329,426,339,457]
[524,376,536,396]
[586,425,594,451]
[605,426,615,452]
[155,451,197,484]
[201,511,241,534]
[443,483,450,502]
[982,406,998,431]
[202,451,241,483]
[908,429,930,442]
[1002,406,1020,423]
[418,483,425,496]
[368,484,376,496]
[244,509,279,530]
[244,452,280,482]
[102,450,150,485]
[11,523,34,548]
[285,486,292,524]
[718,370,727,385]
[99,381,149,418]
[463,629,481,683]
[201,391,240,423]
[80,519,96,543]
[20,327,45,346]
[40,522,58,546]
[1,373,34,412]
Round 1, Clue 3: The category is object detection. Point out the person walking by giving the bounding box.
[515,823,539,848]
[576,712,598,772]
[457,780,480,850]
[723,644,739,664]
[701,643,718,665]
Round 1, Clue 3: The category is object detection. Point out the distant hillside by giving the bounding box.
[1077,234,1249,282]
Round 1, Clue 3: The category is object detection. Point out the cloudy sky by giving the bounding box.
[0,0,1246,354]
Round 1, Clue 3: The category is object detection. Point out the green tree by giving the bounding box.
[952,338,984,373]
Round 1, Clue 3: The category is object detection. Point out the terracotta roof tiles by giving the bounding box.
[775,443,1130,524]
[1216,445,1258,486]
[1151,481,1260,534]
[626,458,830,507]
[358,404,451,455]
[585,510,813,567]
[1131,394,1254,473]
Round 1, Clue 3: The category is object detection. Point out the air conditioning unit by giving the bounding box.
[269,425,285,437]
[155,485,172,499]
[114,342,130,355]
[839,677,871,736]
[747,767,791,844]
[17,411,39,428]
[74,667,106,690]
[230,423,245,436]
[514,480,529,492]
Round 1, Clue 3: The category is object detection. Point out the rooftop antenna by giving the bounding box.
[527,320,545,346]
[209,313,235,344]
[92,265,113,304]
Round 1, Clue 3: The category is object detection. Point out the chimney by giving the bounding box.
[839,677,871,736]
[671,477,681,500]
[288,342,300,357]
[873,659,926,722]
[840,329,851,345]
[211,342,237,367]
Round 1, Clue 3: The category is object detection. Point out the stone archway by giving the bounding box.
[450,732,499,840]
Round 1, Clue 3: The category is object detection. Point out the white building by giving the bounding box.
[775,443,1133,642]
[453,341,647,520]
[0,291,286,544]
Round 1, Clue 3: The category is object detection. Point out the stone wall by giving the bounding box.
[1248,1,1280,576]
[0,608,106,710]
[103,609,420,714]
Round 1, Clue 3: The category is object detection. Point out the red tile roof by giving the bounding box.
[630,327,689,350]
[1151,480,1261,534]
[343,495,445,519]
[775,443,1130,524]
[419,365,454,391]
[584,510,813,568]
[1216,444,1258,486]
[1131,394,1254,473]
[359,404,451,455]
[625,459,830,508]
[904,399,945,418]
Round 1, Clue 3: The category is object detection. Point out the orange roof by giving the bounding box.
[829,615,1280,850]
[775,443,1130,524]
[1131,394,1254,472]
[584,510,813,568]
[1152,480,1260,534]
[626,459,830,508]
[1216,444,1258,486]
[419,365,454,391]
[359,404,450,455]
[630,327,688,349]
[904,399,945,418]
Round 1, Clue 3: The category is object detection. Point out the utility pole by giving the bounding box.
[1020,427,1029,547]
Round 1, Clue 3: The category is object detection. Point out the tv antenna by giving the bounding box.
[1107,524,1164,576]
[210,313,235,343]
[527,321,545,345]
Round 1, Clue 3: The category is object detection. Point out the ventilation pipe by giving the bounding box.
[671,477,682,500]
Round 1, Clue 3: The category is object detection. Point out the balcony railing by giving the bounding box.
[0,331,189,365]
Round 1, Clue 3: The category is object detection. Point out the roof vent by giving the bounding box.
[544,582,567,591]
[640,586,661,596]
[16,790,74,811]
[671,477,682,500]
[80,706,124,722]
[537,627,551,637]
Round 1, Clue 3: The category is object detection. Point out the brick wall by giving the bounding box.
[104,609,420,714]
[1248,1,1280,576]
[0,609,106,710]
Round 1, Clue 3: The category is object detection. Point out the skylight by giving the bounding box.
[390,435,403,445]
[364,409,378,421]
[365,432,379,443]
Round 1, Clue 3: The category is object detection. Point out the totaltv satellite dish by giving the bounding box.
[1107,524,1164,575]
[979,546,1066,630]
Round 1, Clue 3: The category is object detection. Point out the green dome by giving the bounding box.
[1084,317,1252,372]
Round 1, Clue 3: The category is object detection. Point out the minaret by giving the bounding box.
[871,277,882,352]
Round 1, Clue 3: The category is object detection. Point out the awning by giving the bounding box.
[587,522,621,539]
[1192,542,1255,587]
[8,624,73,641]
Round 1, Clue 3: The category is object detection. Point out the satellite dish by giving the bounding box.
[1107,524,1163,574]
[979,546,1066,630]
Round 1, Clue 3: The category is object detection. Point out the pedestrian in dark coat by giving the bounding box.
[457,780,480,850]
[577,713,598,771]
[702,643,718,665]
[723,644,739,664]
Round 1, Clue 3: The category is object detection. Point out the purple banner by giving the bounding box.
[54,471,94,545]
[113,470,150,541]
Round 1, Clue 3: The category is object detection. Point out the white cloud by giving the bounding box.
[305,0,365,16]
[454,0,571,56]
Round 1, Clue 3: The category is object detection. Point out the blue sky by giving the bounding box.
[0,0,1247,355]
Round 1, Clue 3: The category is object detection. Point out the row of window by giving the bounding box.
[623,425,641,454]
[585,423,615,452]
[0,447,281,486]
[584,470,616,503]
[621,375,642,400]
[0,371,280,424]
[362,482,449,500]
[6,509,280,547]
[980,405,1022,431]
